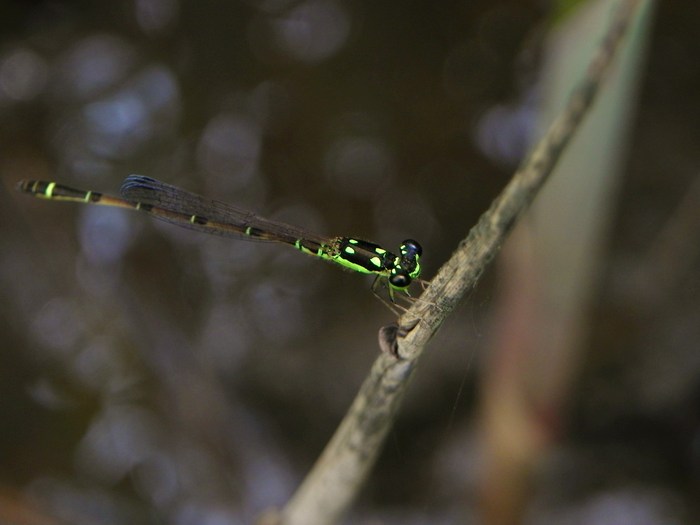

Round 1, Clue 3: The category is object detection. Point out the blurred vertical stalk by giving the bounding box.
[479,1,655,524]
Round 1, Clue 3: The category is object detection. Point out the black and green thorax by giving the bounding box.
[296,236,422,290]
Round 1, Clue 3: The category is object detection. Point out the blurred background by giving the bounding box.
[0,0,697,524]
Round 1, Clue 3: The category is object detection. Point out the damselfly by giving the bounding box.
[17,176,423,302]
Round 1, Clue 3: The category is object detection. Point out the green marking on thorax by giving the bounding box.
[333,256,379,275]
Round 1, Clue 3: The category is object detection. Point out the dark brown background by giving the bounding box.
[0,1,697,523]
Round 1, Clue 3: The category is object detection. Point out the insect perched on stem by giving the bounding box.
[17,176,423,306]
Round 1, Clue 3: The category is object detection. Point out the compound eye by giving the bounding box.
[401,239,422,257]
[389,270,411,289]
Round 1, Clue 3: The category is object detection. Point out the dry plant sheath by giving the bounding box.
[276,1,645,524]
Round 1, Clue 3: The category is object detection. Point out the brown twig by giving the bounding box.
[274,1,644,524]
